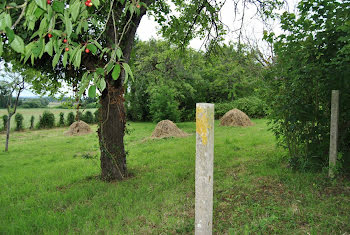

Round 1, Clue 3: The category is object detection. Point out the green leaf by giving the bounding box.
[0,13,12,31]
[112,64,121,80]
[70,1,80,22]
[116,48,123,59]
[5,27,15,43]
[88,85,96,98]
[24,42,34,63]
[91,0,100,8]
[87,44,97,54]
[45,40,53,56]
[69,46,79,63]
[38,18,48,37]
[10,36,25,54]
[124,68,129,84]
[35,0,47,10]
[52,50,61,67]
[123,63,134,81]
[32,39,44,57]
[0,38,3,58]
[52,1,64,13]
[73,48,82,68]
[94,41,102,50]
[52,29,63,37]
[106,62,114,73]
[62,51,68,68]
[96,68,104,76]
[34,7,45,18]
[66,19,73,38]
[99,79,106,91]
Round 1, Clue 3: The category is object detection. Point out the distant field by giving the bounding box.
[0,108,97,129]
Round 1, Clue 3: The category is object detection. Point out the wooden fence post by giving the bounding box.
[195,103,214,235]
[329,90,339,178]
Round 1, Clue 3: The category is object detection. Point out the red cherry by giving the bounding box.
[136,4,140,8]
[88,2,93,7]
[47,0,51,4]
[86,0,91,2]
[48,33,52,38]
[65,47,69,52]
[85,48,90,53]
[85,1,89,6]
[63,39,67,43]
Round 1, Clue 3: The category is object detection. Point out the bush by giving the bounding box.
[215,96,268,119]
[67,112,75,126]
[81,111,94,124]
[14,113,24,131]
[94,109,100,123]
[2,115,8,130]
[30,115,35,129]
[149,85,181,123]
[58,112,65,126]
[233,96,268,118]
[85,103,98,109]
[38,111,55,129]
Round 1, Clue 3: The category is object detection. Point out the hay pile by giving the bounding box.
[64,121,92,136]
[150,120,189,139]
[220,108,254,127]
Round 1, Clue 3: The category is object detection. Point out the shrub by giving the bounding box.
[14,113,24,131]
[215,96,268,119]
[233,96,268,118]
[30,115,35,129]
[94,109,100,123]
[85,103,98,109]
[67,112,75,126]
[58,112,65,126]
[2,115,8,130]
[38,111,55,129]
[81,111,94,124]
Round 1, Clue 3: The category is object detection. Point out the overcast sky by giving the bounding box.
[20,0,298,97]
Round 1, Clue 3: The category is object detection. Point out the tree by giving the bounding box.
[0,66,25,152]
[265,0,350,170]
[1,0,284,180]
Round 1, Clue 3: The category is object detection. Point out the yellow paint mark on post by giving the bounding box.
[196,106,209,146]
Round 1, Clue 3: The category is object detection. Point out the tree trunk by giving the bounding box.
[5,115,12,152]
[95,3,148,181]
[98,78,127,181]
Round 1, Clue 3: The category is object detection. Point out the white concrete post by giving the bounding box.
[329,90,340,178]
[195,103,214,235]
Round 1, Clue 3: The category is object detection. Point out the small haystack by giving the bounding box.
[64,121,92,136]
[150,120,189,139]
[220,108,254,127]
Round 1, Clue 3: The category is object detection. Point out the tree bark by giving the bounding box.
[98,77,127,181]
[5,115,12,152]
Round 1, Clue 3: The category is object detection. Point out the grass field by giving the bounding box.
[0,108,96,130]
[0,119,349,234]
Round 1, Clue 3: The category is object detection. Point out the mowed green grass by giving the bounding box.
[0,120,350,234]
[0,108,96,129]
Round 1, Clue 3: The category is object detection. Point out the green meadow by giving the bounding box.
[0,119,349,234]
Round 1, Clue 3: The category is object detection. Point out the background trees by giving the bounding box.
[126,40,267,122]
